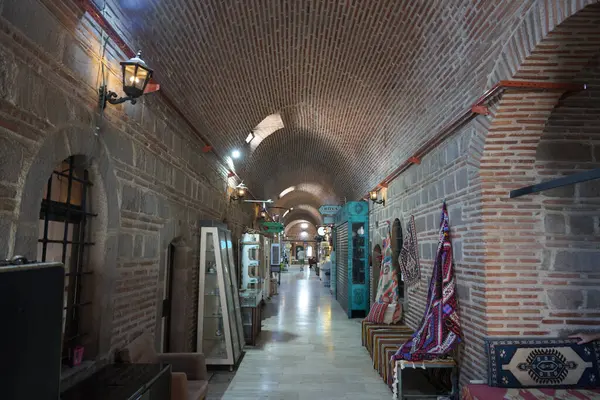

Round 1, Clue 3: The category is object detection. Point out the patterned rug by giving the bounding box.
[487,338,600,389]
[399,215,420,287]
[374,231,400,304]
[392,202,461,362]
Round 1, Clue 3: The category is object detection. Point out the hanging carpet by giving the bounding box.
[398,215,420,287]
[392,202,461,362]
[374,232,399,304]
[365,228,402,324]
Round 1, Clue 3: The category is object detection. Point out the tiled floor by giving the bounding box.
[207,267,392,400]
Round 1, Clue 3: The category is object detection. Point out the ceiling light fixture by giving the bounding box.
[231,149,241,159]
[99,51,153,109]
[230,183,247,202]
[301,222,309,229]
[245,133,255,143]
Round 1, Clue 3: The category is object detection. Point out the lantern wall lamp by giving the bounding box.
[369,190,385,206]
[230,183,248,202]
[99,51,153,109]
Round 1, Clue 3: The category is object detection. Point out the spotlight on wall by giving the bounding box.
[369,190,385,206]
[301,222,309,229]
[99,51,153,109]
[231,149,241,159]
[230,183,247,202]
[300,231,308,238]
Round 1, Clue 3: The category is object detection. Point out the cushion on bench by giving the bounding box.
[361,320,412,354]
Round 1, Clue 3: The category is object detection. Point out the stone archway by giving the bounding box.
[463,1,600,382]
[12,123,120,361]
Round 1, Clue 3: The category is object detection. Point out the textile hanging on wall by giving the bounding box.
[392,201,461,361]
[398,215,420,287]
[369,229,402,324]
[374,231,399,304]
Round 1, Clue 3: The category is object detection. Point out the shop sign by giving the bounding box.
[319,205,341,216]
[260,221,284,233]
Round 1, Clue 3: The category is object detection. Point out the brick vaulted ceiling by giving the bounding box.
[105,0,559,208]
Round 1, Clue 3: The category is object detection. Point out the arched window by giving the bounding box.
[391,219,404,299]
[37,156,95,368]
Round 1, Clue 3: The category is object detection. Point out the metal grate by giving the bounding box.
[38,156,95,366]
[336,222,348,313]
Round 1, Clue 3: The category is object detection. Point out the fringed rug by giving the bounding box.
[487,337,600,389]
[392,202,461,362]
[399,215,420,287]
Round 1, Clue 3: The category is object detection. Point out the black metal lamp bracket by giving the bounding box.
[99,85,136,109]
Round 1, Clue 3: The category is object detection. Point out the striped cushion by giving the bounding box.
[366,302,388,323]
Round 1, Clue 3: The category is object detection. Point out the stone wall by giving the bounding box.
[0,0,251,383]
[368,117,488,382]
[519,57,600,335]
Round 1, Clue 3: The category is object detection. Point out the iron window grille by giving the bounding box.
[38,156,97,367]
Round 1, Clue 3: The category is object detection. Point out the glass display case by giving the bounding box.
[197,222,244,369]
[240,233,262,297]
[333,201,369,318]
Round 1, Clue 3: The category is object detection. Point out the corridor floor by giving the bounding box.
[208,267,392,400]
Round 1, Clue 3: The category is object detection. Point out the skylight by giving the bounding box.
[279,186,295,198]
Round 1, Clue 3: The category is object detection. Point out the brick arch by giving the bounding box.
[274,190,323,216]
[466,1,600,382]
[242,127,356,201]
[488,0,600,85]
[283,209,320,227]
[275,187,338,210]
[12,122,120,361]
[284,219,317,237]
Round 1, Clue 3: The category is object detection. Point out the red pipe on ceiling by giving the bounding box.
[371,80,586,193]
[76,0,254,197]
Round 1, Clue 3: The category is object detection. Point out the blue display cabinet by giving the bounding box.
[333,201,369,318]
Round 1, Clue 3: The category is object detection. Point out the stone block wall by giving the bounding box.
[524,57,600,334]
[0,0,252,382]
[369,118,489,382]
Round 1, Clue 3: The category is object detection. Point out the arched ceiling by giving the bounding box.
[283,208,320,227]
[284,219,314,235]
[285,220,317,242]
[108,0,557,207]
